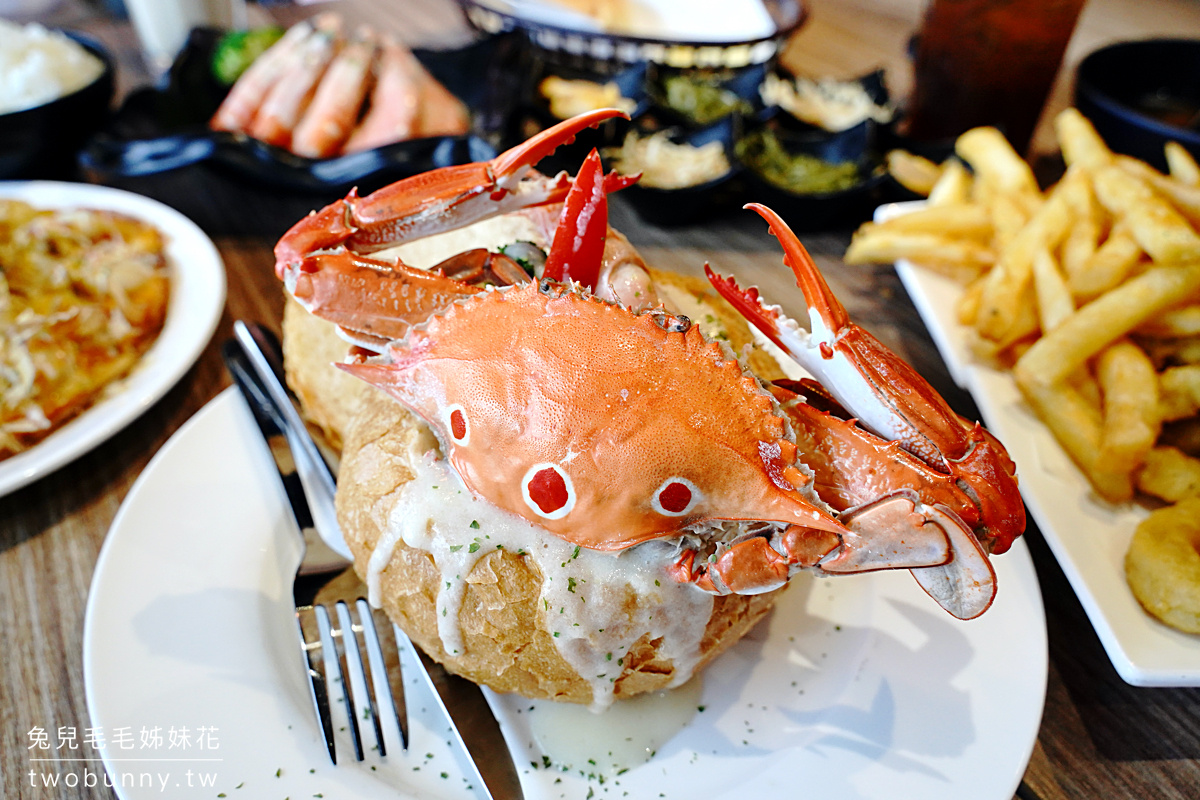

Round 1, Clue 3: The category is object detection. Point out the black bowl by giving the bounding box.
[735,116,887,231]
[615,115,741,226]
[1075,38,1200,172]
[0,31,114,180]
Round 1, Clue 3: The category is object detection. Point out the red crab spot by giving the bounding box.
[450,409,467,441]
[819,342,834,360]
[528,467,569,514]
[658,481,692,513]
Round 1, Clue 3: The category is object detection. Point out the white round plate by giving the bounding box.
[0,181,225,496]
[83,389,1047,800]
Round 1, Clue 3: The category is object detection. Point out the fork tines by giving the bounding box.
[296,598,408,764]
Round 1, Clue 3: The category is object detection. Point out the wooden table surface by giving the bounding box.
[5,1,1200,798]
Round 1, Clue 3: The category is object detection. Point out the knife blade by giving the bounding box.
[232,321,352,563]
[227,320,525,800]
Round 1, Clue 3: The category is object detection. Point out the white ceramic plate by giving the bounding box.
[883,200,1200,685]
[83,389,1046,800]
[0,181,225,496]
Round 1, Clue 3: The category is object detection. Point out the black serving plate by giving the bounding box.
[80,28,523,194]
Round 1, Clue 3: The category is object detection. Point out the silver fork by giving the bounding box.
[223,330,408,765]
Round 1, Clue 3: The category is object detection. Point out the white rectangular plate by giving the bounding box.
[880,201,1200,686]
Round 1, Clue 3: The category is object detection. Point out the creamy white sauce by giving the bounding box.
[527,675,705,774]
[369,452,716,710]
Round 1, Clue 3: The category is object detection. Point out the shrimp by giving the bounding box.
[246,13,342,150]
[291,26,377,158]
[343,34,421,153]
[209,18,313,133]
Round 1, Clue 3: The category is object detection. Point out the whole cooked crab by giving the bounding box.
[274,109,1025,620]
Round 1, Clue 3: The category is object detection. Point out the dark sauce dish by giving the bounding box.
[1,31,114,180]
[644,62,767,128]
[608,66,894,229]
[1075,38,1200,172]
[612,114,742,226]
[732,68,894,229]
[735,119,889,231]
[79,28,513,194]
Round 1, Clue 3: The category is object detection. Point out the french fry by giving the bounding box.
[1136,304,1200,337]
[1116,154,1200,229]
[928,159,973,206]
[1092,164,1200,262]
[1061,216,1101,279]
[1160,364,1200,421]
[1166,142,1200,186]
[974,186,1073,342]
[1014,263,1200,388]
[1070,366,1104,412]
[1067,225,1143,301]
[1055,108,1113,170]
[1031,245,1075,332]
[864,204,992,240]
[887,150,942,196]
[957,276,986,326]
[956,126,1039,197]
[1017,377,1133,501]
[1096,341,1161,472]
[1136,445,1200,502]
[988,192,1032,251]
[843,228,994,277]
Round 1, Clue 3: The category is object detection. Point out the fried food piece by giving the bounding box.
[1137,446,1200,503]
[1125,498,1200,634]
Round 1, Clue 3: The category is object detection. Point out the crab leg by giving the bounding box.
[285,250,481,348]
[274,107,631,277]
[705,204,1024,556]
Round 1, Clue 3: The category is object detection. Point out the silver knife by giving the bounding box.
[233,321,351,563]
[228,320,525,800]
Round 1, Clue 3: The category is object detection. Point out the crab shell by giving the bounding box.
[339,279,849,551]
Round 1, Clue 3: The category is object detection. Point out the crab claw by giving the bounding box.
[491,107,628,178]
[274,108,631,277]
[543,148,639,289]
[706,204,1024,556]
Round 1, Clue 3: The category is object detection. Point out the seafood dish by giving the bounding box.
[209,14,470,159]
[275,109,1025,709]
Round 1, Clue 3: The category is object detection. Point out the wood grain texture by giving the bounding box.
[6,1,1200,799]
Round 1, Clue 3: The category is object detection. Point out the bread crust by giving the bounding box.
[337,393,780,703]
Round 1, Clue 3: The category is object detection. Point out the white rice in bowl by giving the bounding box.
[0,20,104,114]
